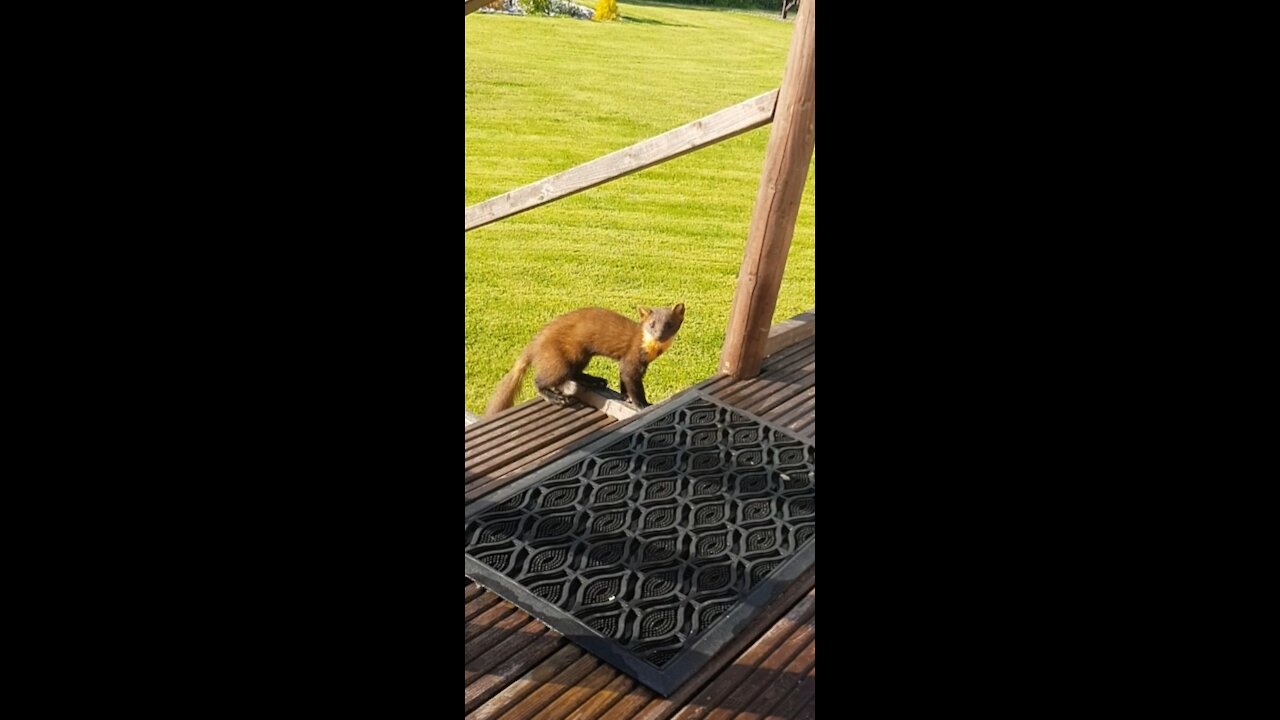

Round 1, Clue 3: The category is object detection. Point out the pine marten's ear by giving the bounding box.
[638,306,652,320]
[672,303,685,319]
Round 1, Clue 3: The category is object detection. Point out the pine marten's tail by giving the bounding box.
[484,347,533,417]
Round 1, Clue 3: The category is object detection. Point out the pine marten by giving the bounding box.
[484,303,685,417]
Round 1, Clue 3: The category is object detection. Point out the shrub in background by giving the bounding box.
[519,0,552,14]
[594,0,619,21]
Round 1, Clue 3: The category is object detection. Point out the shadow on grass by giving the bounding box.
[620,15,696,26]
[623,0,736,9]
[622,0,783,16]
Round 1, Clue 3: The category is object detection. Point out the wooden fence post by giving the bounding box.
[719,0,815,379]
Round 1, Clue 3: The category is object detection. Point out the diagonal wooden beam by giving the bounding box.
[464,89,779,233]
[465,0,492,16]
[719,0,815,380]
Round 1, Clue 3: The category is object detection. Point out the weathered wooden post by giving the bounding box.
[719,0,815,380]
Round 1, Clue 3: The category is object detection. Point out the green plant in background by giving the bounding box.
[520,0,552,14]
[594,0,619,21]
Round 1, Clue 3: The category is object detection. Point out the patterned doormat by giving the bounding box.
[463,390,815,696]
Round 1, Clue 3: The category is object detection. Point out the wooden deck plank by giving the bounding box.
[757,663,814,720]
[761,309,815,358]
[666,618,816,720]
[667,618,816,720]
[573,382,642,421]
[592,685,657,720]
[770,402,815,432]
[700,337,813,399]
[729,343,815,382]
[466,412,614,482]
[594,580,815,720]
[761,335,815,372]
[736,645,815,720]
[786,414,814,435]
[466,412,614,483]
[768,396,816,427]
[465,635,570,713]
[466,606,541,664]
[707,627,815,720]
[466,618,553,685]
[531,664,621,720]
[465,399,548,442]
[759,383,815,421]
[696,376,735,396]
[464,416,617,502]
[712,351,814,406]
[465,404,600,465]
[467,600,520,642]
[481,653,602,720]
[737,377,815,419]
[464,401,594,457]
[562,674,637,720]
[469,645,583,718]
[464,592,503,622]
[743,384,814,423]
[713,363,815,412]
[763,335,816,369]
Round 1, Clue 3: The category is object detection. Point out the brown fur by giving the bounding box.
[484,304,685,417]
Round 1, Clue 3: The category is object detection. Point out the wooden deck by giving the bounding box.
[464,322,815,719]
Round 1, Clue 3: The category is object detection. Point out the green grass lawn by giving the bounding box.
[465,2,815,414]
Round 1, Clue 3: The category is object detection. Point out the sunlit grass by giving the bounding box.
[465,2,814,413]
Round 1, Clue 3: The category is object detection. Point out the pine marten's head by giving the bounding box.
[638,303,685,361]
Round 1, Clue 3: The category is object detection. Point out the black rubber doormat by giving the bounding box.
[464,390,815,696]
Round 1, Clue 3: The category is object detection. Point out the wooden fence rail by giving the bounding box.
[464,90,779,233]
[464,0,491,16]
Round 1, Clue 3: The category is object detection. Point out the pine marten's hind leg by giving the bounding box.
[533,360,578,407]
[568,358,608,392]
[563,356,606,394]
